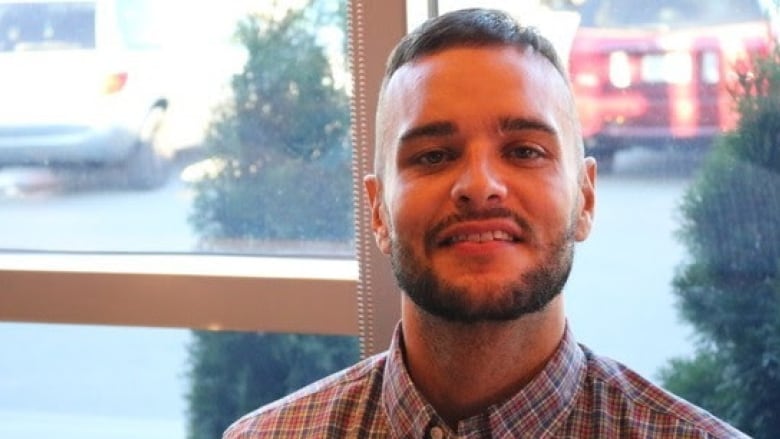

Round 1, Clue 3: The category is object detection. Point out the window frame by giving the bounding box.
[0,253,359,335]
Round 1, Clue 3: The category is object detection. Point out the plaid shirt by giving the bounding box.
[224,325,748,438]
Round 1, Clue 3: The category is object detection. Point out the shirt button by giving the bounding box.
[429,426,445,439]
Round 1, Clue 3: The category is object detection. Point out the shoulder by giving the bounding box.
[222,352,388,439]
[575,345,748,439]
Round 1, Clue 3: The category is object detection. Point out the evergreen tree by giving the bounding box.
[189,2,352,245]
[187,332,358,439]
[660,47,780,438]
[186,3,358,439]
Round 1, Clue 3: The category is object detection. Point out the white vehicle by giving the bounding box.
[0,0,243,189]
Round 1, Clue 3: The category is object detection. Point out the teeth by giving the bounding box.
[451,230,513,243]
[493,231,512,241]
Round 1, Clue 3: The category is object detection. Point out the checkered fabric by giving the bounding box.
[224,325,748,438]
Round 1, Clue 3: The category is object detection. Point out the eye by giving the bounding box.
[415,149,453,167]
[504,144,544,161]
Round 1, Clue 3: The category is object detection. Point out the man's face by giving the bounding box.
[365,46,596,323]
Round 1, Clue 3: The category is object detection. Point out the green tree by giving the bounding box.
[190,1,352,245]
[186,3,358,439]
[187,332,358,439]
[660,47,780,438]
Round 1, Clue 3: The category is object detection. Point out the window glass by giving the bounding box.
[2,0,777,437]
[0,0,352,256]
[0,323,189,439]
[0,2,95,51]
[578,0,765,28]
[0,322,359,439]
[1,0,356,437]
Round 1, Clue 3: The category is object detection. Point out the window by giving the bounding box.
[1,0,364,437]
[0,2,96,51]
[2,0,777,437]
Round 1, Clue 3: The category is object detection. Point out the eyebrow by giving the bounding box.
[499,117,557,136]
[397,117,558,147]
[399,121,456,143]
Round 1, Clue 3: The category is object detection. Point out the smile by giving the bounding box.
[446,230,517,244]
[431,216,528,248]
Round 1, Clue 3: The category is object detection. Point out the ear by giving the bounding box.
[574,157,597,242]
[364,174,391,254]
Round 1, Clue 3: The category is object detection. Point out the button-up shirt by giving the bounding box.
[224,325,747,438]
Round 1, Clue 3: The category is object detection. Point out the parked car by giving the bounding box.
[0,0,243,189]
[567,0,778,170]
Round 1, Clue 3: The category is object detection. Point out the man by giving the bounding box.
[224,8,747,438]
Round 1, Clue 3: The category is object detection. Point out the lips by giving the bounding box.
[436,219,524,247]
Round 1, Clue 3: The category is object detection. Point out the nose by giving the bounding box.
[451,151,508,209]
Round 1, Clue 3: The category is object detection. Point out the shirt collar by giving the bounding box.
[381,323,586,437]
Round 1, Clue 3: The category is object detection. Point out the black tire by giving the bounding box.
[124,107,170,190]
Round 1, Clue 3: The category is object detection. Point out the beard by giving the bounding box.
[390,209,576,324]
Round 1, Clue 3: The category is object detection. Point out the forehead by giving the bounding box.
[378,45,574,157]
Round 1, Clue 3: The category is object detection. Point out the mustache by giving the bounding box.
[424,207,532,248]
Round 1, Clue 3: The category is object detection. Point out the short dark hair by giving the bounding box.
[385,8,566,81]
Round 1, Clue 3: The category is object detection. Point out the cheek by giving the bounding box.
[387,185,433,240]
[524,179,578,233]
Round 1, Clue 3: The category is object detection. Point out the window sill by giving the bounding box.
[0,253,359,335]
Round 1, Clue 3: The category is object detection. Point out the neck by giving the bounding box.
[400,296,566,428]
